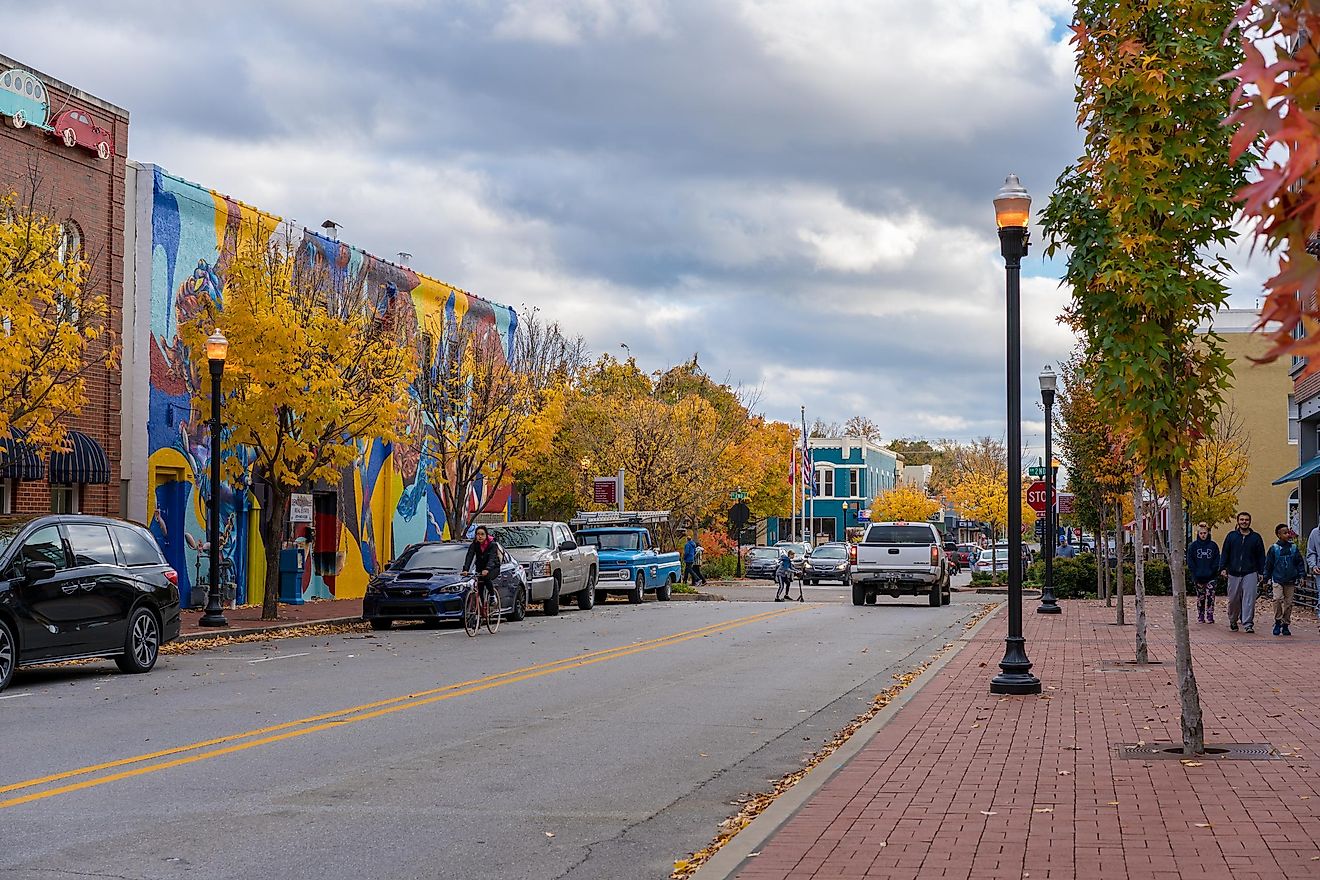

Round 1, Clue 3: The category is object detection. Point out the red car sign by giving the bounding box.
[49,108,112,160]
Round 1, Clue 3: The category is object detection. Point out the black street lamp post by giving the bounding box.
[990,175,1042,696]
[1037,365,1061,614]
[199,329,229,628]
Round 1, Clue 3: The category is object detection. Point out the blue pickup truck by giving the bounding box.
[574,526,682,604]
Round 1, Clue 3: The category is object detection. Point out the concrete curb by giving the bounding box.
[691,599,1007,880]
[176,616,364,643]
[670,592,728,602]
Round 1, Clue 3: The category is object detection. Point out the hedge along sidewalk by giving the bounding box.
[723,597,1320,880]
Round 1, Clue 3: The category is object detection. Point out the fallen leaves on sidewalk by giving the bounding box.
[1033,808,1053,813]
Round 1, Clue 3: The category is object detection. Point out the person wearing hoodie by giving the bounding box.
[462,525,503,603]
[1186,522,1220,624]
[1263,523,1303,637]
[1220,511,1266,633]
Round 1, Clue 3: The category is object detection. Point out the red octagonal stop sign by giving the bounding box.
[1026,481,1049,512]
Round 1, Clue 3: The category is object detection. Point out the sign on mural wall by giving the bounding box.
[290,493,314,524]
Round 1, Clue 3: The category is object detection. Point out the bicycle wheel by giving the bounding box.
[484,587,502,634]
[463,589,480,637]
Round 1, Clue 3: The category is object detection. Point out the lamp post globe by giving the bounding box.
[1037,365,1061,615]
[198,328,230,628]
[989,175,1041,696]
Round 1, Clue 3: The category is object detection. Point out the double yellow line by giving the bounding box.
[0,605,807,810]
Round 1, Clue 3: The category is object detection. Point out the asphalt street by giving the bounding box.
[0,582,989,880]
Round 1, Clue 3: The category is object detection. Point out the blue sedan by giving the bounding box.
[362,541,528,629]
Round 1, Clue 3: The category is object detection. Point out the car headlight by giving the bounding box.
[366,579,385,596]
[532,561,553,578]
[836,564,847,571]
[437,580,470,594]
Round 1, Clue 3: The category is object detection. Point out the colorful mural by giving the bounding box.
[139,165,518,607]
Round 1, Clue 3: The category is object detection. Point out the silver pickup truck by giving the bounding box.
[850,521,951,607]
[488,522,599,616]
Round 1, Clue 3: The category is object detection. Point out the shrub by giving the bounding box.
[705,554,740,580]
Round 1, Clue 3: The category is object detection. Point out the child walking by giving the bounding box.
[1263,523,1303,637]
[1187,522,1220,624]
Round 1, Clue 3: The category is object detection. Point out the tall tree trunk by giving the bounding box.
[1115,503,1126,625]
[1166,470,1204,754]
[1099,508,1110,603]
[1134,474,1149,663]
[261,486,290,621]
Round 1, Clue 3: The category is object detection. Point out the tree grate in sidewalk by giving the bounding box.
[1097,658,1163,669]
[1115,742,1282,760]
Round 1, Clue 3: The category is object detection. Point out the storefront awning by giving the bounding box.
[0,429,45,481]
[1273,454,1320,485]
[49,431,109,484]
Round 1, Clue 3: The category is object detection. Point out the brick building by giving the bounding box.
[0,54,127,517]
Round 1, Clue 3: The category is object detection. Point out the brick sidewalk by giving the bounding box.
[178,597,363,638]
[731,598,1320,880]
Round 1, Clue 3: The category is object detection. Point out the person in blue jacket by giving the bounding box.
[1186,522,1220,624]
[682,534,698,585]
[1263,523,1303,637]
[1220,511,1266,633]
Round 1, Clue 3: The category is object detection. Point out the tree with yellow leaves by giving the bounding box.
[1183,405,1248,530]
[870,483,940,524]
[0,187,111,459]
[946,438,1037,573]
[182,223,416,620]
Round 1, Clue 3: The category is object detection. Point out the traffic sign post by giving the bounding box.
[1026,481,1049,513]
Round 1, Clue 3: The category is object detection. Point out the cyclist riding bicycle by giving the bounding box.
[461,525,502,604]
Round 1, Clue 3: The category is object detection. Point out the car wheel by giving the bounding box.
[544,575,561,616]
[929,581,942,607]
[657,574,674,601]
[62,127,77,147]
[115,607,160,674]
[852,583,865,606]
[0,617,15,692]
[97,141,110,160]
[942,586,952,605]
[509,586,528,622]
[369,618,393,631]
[630,573,645,604]
[577,573,596,609]
[10,110,26,129]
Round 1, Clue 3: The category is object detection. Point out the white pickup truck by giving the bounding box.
[850,521,951,607]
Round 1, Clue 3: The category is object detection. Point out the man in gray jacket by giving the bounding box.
[1308,524,1320,629]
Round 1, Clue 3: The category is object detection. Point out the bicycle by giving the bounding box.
[462,577,502,637]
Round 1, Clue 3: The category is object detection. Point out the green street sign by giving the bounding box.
[729,491,749,500]
[1028,466,1047,477]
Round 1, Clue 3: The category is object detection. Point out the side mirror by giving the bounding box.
[558,539,577,552]
[25,561,58,584]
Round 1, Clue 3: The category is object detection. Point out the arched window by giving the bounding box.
[57,221,82,265]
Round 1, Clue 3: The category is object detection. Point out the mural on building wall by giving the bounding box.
[142,166,517,607]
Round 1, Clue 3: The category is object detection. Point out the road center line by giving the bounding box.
[0,605,807,809]
[247,652,312,664]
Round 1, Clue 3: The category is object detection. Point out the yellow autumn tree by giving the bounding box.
[0,189,112,457]
[870,483,940,523]
[182,223,416,619]
[1182,405,1249,529]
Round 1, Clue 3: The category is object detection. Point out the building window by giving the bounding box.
[57,221,82,265]
[0,479,12,514]
[50,483,80,514]
[819,468,834,498]
[849,469,859,498]
[1289,394,1299,444]
[1293,313,1308,372]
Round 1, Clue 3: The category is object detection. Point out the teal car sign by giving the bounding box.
[0,68,52,131]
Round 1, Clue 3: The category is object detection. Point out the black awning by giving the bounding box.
[49,431,109,485]
[0,429,45,481]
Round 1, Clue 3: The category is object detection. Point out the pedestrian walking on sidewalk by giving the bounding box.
[1263,524,1302,637]
[1187,522,1220,623]
[1307,524,1320,631]
[1221,511,1265,633]
[690,542,708,588]
[682,534,698,585]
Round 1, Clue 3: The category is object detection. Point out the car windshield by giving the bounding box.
[395,544,468,571]
[865,526,936,545]
[748,547,781,560]
[577,531,640,551]
[812,545,846,559]
[491,525,552,549]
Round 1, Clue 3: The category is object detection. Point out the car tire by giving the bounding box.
[0,616,15,693]
[578,569,597,609]
[62,127,77,147]
[544,575,562,616]
[509,586,528,622]
[97,141,110,160]
[657,574,674,601]
[630,573,645,604]
[929,581,942,607]
[852,583,866,606]
[115,606,160,675]
[11,110,26,129]
[369,618,393,631]
[942,586,952,605]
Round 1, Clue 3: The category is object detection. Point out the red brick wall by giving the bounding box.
[0,59,127,517]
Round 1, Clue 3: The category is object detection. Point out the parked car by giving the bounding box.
[972,548,1011,575]
[773,541,812,575]
[0,514,182,692]
[48,108,113,159]
[745,546,784,580]
[803,542,851,585]
[954,543,978,567]
[575,526,682,603]
[362,541,528,629]
[489,522,598,615]
[850,521,951,607]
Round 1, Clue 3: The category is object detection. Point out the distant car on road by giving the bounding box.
[49,108,113,159]
[953,543,977,567]
[362,541,528,630]
[745,546,784,580]
[850,521,951,607]
[773,541,812,575]
[972,548,1011,575]
[802,542,851,585]
[0,514,181,692]
[489,522,598,615]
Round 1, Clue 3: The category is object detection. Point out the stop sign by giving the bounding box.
[1026,481,1049,512]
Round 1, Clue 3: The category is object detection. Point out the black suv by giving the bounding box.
[0,514,182,692]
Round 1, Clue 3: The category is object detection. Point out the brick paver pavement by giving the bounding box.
[734,597,1320,880]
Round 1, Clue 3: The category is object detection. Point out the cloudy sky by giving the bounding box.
[6,0,1271,458]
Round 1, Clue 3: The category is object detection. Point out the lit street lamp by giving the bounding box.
[1037,365,1061,615]
[989,175,1041,696]
[199,329,229,628]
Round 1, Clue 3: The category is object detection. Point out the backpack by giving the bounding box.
[1272,543,1302,584]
